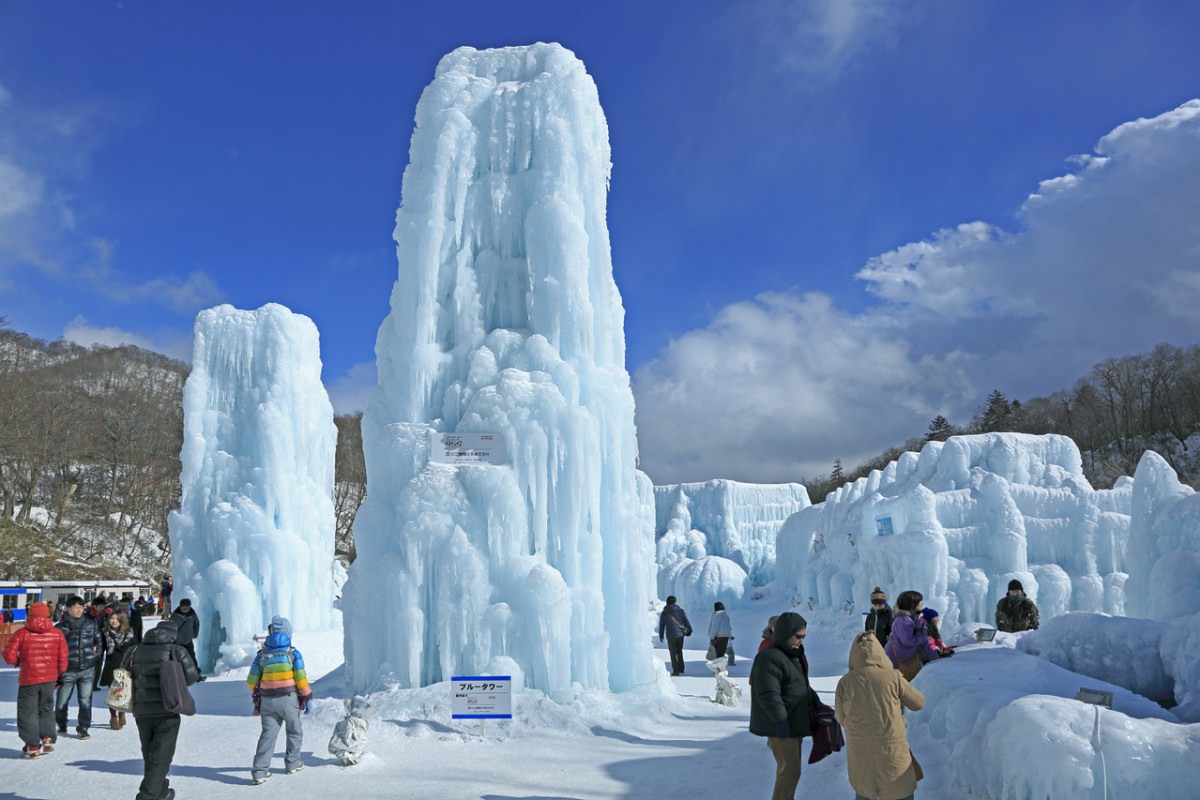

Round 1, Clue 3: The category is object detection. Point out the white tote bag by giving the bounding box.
[106,668,134,712]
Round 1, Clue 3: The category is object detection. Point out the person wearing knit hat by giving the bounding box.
[3,601,69,758]
[996,578,1039,633]
[864,587,894,648]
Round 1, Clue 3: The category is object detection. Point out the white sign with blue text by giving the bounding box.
[451,676,512,719]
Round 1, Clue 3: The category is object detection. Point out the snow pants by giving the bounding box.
[135,712,181,800]
[17,682,56,747]
[55,668,93,731]
[253,693,304,779]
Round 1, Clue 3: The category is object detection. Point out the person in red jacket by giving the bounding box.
[2,601,69,759]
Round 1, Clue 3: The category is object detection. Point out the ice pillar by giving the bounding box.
[168,303,338,670]
[342,44,656,697]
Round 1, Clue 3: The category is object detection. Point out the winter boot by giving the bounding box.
[118,712,126,729]
[110,709,120,730]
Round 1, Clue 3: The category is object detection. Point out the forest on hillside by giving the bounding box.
[1,316,1197,579]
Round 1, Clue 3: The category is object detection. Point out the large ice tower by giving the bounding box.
[169,304,338,671]
[342,44,656,697]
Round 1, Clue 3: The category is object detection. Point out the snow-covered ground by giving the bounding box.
[6,605,1196,799]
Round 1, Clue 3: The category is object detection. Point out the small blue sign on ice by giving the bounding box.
[451,675,513,719]
[875,517,894,537]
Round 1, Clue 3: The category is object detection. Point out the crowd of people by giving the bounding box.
[662,579,1040,800]
[3,581,315,799]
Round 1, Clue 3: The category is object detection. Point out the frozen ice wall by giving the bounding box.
[776,433,1133,627]
[342,44,656,697]
[1125,450,1200,620]
[169,304,338,670]
[654,480,810,600]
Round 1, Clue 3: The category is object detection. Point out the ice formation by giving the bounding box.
[776,433,1133,626]
[654,479,810,590]
[907,645,1195,800]
[1125,450,1200,620]
[341,44,656,698]
[169,304,339,670]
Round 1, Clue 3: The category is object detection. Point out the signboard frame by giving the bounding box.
[450,675,513,720]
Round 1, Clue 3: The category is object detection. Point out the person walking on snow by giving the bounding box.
[658,596,692,676]
[749,612,818,800]
[995,579,1039,632]
[54,595,101,739]
[170,599,204,680]
[708,601,733,660]
[3,601,68,758]
[836,631,926,800]
[247,616,313,785]
[100,612,136,730]
[122,618,200,800]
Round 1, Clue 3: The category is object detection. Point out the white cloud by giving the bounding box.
[326,361,377,415]
[0,157,44,217]
[0,85,221,314]
[634,100,1200,485]
[752,0,907,80]
[63,315,192,361]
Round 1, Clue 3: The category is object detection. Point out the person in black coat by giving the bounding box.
[54,596,102,738]
[657,596,692,676]
[121,619,199,800]
[170,599,203,679]
[864,586,894,648]
[750,612,817,800]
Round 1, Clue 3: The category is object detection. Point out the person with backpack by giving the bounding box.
[247,616,312,785]
[3,601,68,758]
[122,617,200,800]
[658,596,692,676]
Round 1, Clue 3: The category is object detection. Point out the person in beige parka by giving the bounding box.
[835,631,925,800]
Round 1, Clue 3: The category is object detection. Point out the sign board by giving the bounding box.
[429,432,508,466]
[974,627,997,642]
[875,517,894,537]
[1075,688,1113,708]
[451,676,512,719]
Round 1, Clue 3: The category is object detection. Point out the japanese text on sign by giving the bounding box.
[429,432,508,466]
[451,675,512,719]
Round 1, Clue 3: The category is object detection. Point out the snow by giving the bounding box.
[776,433,1133,625]
[341,43,655,698]
[654,479,810,588]
[7,607,1200,799]
[168,303,339,671]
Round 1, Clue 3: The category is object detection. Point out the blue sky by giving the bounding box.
[2,1,1199,483]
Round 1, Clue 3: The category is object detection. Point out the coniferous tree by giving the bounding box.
[926,415,954,441]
